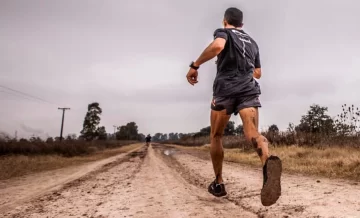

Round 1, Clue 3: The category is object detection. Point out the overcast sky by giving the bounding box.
[1,0,360,138]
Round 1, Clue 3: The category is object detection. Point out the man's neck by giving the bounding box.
[224,25,241,30]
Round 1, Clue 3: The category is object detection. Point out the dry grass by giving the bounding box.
[268,146,360,180]
[0,139,139,156]
[173,144,360,181]
[0,143,143,180]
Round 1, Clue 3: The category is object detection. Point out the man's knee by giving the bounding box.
[211,131,224,141]
[244,131,258,143]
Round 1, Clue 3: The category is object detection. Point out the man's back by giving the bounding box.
[213,28,261,97]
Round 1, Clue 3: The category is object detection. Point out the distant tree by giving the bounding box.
[137,133,146,141]
[235,124,244,136]
[224,121,235,136]
[126,122,139,140]
[296,104,335,135]
[178,133,185,140]
[97,126,107,140]
[334,104,360,136]
[287,123,295,133]
[268,124,279,133]
[66,134,77,141]
[80,102,103,141]
[116,125,127,140]
[30,135,42,143]
[152,133,163,141]
[46,137,54,143]
[19,138,28,142]
[168,133,179,140]
[199,126,211,136]
[160,133,168,141]
[116,122,139,140]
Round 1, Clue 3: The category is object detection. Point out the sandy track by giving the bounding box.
[156,145,360,218]
[0,147,141,213]
[1,144,360,218]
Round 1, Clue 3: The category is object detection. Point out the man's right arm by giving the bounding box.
[253,49,262,79]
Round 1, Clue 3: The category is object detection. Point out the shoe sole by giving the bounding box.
[208,186,227,197]
[261,156,282,206]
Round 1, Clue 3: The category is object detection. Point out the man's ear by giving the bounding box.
[223,19,227,27]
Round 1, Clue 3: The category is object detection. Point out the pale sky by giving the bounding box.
[1,0,360,139]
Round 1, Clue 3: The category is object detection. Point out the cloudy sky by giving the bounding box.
[1,0,359,138]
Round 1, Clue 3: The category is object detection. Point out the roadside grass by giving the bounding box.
[171,144,360,181]
[0,143,143,180]
[0,139,139,157]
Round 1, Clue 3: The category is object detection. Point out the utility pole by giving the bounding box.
[113,125,118,139]
[58,107,70,141]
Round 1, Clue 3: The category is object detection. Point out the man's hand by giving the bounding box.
[253,68,262,79]
[186,68,198,85]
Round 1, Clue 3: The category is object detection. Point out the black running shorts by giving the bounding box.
[211,95,261,115]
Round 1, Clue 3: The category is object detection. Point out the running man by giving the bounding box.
[145,134,151,146]
[186,7,282,206]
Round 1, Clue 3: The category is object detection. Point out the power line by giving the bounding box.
[0,84,56,105]
[0,89,49,104]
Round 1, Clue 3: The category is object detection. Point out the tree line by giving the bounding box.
[79,102,145,141]
[5,102,358,146]
[149,104,360,146]
[78,102,360,144]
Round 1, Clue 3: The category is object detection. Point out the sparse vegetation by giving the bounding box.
[0,100,151,179]
[159,103,360,149]
[2,102,360,181]
[0,139,137,157]
[159,103,360,180]
[0,143,142,180]
[0,100,149,157]
[170,144,360,181]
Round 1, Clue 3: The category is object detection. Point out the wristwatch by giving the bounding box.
[189,61,199,70]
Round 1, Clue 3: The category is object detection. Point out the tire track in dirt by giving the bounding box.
[0,144,144,214]
[94,144,256,218]
[3,145,257,218]
[154,144,360,218]
[151,144,263,217]
[4,146,148,218]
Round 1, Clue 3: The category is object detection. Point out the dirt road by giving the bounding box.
[1,144,360,218]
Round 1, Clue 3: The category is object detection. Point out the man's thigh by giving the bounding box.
[235,95,261,115]
[211,96,236,115]
[210,109,231,137]
[210,96,234,137]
